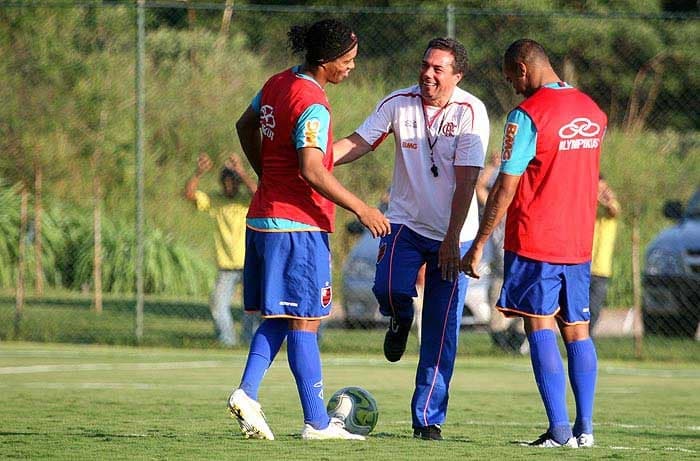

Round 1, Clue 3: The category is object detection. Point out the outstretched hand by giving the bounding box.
[224,153,243,173]
[356,206,390,239]
[196,153,214,175]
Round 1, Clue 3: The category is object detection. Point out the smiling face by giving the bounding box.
[418,48,463,107]
[323,44,358,85]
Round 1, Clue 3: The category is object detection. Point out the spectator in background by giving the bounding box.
[589,175,620,332]
[184,153,258,347]
[475,151,526,353]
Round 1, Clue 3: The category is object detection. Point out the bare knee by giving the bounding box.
[289,318,320,333]
[558,320,590,343]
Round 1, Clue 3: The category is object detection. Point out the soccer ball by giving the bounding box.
[326,386,379,436]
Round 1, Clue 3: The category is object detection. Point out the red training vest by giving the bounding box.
[504,86,608,263]
[247,68,336,232]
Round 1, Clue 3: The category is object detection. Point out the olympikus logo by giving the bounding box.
[402,141,418,149]
[558,117,601,151]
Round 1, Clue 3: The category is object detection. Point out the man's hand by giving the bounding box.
[460,243,484,279]
[438,234,461,282]
[356,205,390,239]
[224,153,243,173]
[196,153,214,175]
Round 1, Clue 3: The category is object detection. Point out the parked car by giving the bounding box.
[642,187,700,337]
[341,224,493,328]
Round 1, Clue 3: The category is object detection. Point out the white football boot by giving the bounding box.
[227,388,275,440]
[576,433,595,448]
[301,417,366,440]
[525,432,578,448]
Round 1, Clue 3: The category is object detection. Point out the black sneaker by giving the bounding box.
[383,316,412,362]
[413,425,443,441]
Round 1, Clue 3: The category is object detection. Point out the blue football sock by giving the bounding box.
[528,329,572,444]
[239,318,287,401]
[287,330,329,430]
[566,338,597,436]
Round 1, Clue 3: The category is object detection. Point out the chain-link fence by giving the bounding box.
[0,2,698,359]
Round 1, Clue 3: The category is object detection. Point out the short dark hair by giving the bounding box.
[220,167,240,184]
[424,37,469,75]
[288,19,357,65]
[504,38,549,69]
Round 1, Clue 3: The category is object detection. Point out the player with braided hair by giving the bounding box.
[227,18,389,441]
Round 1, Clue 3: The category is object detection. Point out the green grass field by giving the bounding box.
[1,342,697,460]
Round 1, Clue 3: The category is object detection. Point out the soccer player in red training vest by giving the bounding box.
[228,19,390,441]
[461,39,607,449]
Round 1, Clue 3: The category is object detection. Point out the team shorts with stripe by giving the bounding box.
[497,251,591,324]
[243,228,333,319]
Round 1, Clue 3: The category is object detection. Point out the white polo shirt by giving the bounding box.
[355,84,489,242]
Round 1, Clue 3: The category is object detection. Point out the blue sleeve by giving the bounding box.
[250,91,262,113]
[293,104,331,154]
[500,108,536,176]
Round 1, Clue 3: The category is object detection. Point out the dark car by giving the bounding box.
[642,187,700,337]
[341,225,493,328]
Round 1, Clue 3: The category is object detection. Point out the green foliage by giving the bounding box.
[0,183,215,296]
[0,3,698,307]
[601,130,700,307]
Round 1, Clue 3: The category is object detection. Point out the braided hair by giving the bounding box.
[288,19,357,65]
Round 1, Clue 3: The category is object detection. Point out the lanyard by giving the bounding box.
[423,104,448,177]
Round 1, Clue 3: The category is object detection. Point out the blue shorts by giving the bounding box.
[243,228,333,319]
[497,251,591,324]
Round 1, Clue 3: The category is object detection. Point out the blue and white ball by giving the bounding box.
[326,386,379,435]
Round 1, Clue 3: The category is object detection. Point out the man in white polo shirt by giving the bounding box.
[334,37,489,441]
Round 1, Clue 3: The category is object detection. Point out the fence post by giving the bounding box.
[14,185,28,338]
[631,215,643,358]
[446,3,455,38]
[135,0,146,343]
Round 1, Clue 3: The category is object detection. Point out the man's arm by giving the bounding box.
[225,153,258,194]
[461,172,520,278]
[236,105,262,177]
[183,153,213,201]
[440,165,481,281]
[298,147,390,238]
[333,132,373,165]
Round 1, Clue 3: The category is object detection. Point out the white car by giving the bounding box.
[643,187,700,337]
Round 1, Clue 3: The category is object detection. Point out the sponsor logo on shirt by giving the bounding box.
[401,141,418,149]
[260,104,276,140]
[502,122,518,160]
[304,119,321,147]
[404,120,417,128]
[558,117,601,150]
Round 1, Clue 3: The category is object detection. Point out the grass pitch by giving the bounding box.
[1,342,698,460]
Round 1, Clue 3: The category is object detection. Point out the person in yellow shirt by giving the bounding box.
[184,153,257,346]
[589,176,620,332]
